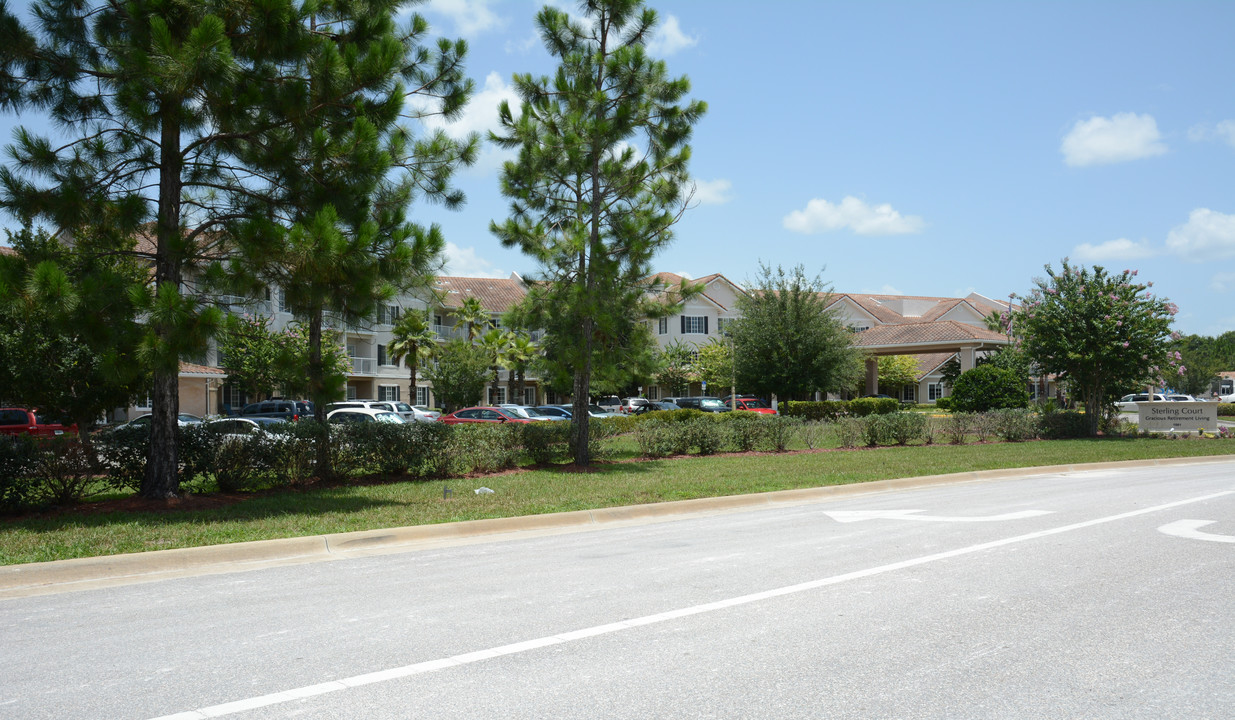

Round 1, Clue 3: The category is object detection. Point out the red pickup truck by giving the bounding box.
[0,408,78,437]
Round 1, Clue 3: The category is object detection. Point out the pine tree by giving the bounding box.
[490,0,705,464]
[0,0,325,497]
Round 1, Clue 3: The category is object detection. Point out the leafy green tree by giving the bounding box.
[490,0,705,464]
[216,315,285,400]
[874,355,919,398]
[694,338,734,396]
[389,310,438,400]
[422,339,490,413]
[272,322,351,401]
[1173,333,1227,396]
[0,226,148,443]
[729,264,861,402]
[949,364,1029,412]
[654,341,697,397]
[1012,260,1178,435]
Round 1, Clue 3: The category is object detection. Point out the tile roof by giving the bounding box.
[434,275,528,313]
[909,352,958,380]
[0,245,14,256]
[852,321,1011,349]
[178,361,226,377]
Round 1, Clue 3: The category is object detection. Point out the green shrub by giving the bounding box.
[445,424,521,475]
[848,397,899,417]
[688,417,724,455]
[934,397,952,411]
[941,412,973,444]
[835,417,865,449]
[1036,410,1088,439]
[990,408,1038,442]
[633,418,687,458]
[782,401,849,422]
[797,420,829,450]
[95,425,150,492]
[522,421,573,465]
[761,415,802,452]
[1218,403,1235,417]
[949,365,1029,413]
[0,435,40,513]
[880,412,930,446]
[971,412,997,442]
[717,412,765,452]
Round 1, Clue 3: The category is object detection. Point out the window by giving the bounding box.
[346,385,358,400]
[681,316,708,334]
[135,393,152,409]
[658,317,668,335]
[377,344,388,366]
[278,288,289,313]
[379,385,400,402]
[901,385,917,402]
[416,386,431,407]
[928,382,944,402]
[490,315,502,328]
[524,387,537,406]
[848,324,871,333]
[648,386,659,400]
[488,387,506,405]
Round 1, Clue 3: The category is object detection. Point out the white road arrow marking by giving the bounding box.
[824,509,1053,523]
[1158,519,1235,543]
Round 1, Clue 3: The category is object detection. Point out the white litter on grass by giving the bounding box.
[474,487,495,495]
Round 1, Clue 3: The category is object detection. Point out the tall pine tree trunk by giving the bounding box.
[310,306,333,478]
[141,112,183,499]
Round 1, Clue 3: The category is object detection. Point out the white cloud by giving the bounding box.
[443,243,506,278]
[1072,237,1158,262]
[647,14,698,56]
[691,179,732,206]
[425,0,505,37]
[418,72,519,140]
[1060,112,1167,167]
[1165,208,1235,261]
[1187,119,1235,148]
[1210,272,1235,293]
[782,196,924,236]
[504,30,539,54]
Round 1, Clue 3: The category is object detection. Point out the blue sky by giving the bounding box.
[3,1,1234,335]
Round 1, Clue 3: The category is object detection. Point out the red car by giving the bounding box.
[0,408,79,437]
[439,406,534,425]
[722,396,778,415]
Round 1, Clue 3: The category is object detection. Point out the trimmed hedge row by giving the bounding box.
[781,398,899,421]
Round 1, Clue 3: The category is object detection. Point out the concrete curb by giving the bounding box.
[2,455,1231,599]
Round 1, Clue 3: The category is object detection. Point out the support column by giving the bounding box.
[960,346,976,372]
[865,356,879,396]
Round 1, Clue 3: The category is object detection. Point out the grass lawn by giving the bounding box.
[2,437,1232,566]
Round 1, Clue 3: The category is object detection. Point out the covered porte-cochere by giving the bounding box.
[851,321,1014,396]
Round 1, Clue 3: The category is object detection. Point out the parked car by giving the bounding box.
[1114,393,1167,411]
[440,406,533,425]
[201,416,290,440]
[499,404,562,421]
[328,400,439,423]
[662,396,730,413]
[629,400,681,414]
[586,404,624,418]
[326,407,406,424]
[1166,394,1197,402]
[720,395,777,415]
[594,396,622,413]
[119,413,203,429]
[620,397,653,414]
[239,399,313,421]
[535,405,572,419]
[0,408,78,437]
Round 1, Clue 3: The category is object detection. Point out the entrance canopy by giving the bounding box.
[852,321,1013,395]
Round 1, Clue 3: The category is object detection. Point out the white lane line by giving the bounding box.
[825,509,1053,523]
[150,489,1234,720]
[1159,519,1235,543]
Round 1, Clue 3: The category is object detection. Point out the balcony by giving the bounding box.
[349,356,375,374]
[432,324,468,341]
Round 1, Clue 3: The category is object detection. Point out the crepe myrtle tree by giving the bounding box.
[1011,260,1180,436]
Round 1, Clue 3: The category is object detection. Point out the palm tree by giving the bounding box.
[477,327,514,404]
[388,310,437,404]
[505,331,540,404]
[456,296,488,340]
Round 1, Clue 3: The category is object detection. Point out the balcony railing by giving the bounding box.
[349,356,374,374]
[432,324,468,341]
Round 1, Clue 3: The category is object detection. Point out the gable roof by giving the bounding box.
[852,321,1011,350]
[909,352,957,381]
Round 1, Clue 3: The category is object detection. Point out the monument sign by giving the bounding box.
[1137,402,1218,433]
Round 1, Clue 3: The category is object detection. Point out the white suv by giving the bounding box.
[326,400,440,423]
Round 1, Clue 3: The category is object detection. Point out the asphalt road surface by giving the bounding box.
[2,460,1233,719]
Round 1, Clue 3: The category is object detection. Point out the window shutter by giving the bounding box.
[704,317,709,334]
[680,315,686,334]
[377,345,387,366]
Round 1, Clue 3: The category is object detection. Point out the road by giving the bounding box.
[2,460,1233,719]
